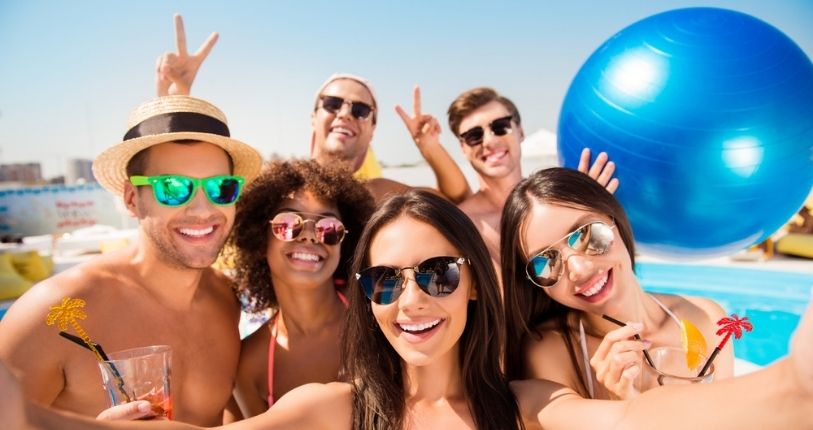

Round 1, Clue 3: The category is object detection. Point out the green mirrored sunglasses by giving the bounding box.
[129,175,245,207]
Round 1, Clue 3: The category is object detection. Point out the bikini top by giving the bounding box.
[267,290,348,407]
[578,294,681,398]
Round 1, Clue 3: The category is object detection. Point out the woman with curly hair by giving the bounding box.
[227,159,374,419]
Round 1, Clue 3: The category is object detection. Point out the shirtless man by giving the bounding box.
[0,95,262,426]
[157,14,470,204]
[402,87,618,264]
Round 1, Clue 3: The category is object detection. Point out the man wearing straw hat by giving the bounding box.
[0,95,262,425]
[155,14,471,204]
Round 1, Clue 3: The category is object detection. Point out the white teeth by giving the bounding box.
[399,319,441,333]
[580,274,608,297]
[484,150,507,163]
[178,226,214,237]
[291,252,320,262]
[331,126,354,136]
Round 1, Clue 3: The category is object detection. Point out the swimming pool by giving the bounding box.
[637,262,813,366]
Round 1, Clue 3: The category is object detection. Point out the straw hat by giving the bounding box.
[93,95,263,196]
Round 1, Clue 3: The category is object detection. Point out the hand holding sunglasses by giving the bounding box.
[130,175,244,207]
[319,95,375,120]
[356,256,468,305]
[269,212,347,245]
[458,115,515,147]
[525,221,615,288]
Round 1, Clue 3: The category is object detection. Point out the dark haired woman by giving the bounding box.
[501,167,733,399]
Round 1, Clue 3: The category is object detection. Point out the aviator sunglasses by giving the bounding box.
[129,175,245,207]
[319,95,375,120]
[356,256,468,305]
[458,115,514,147]
[525,221,616,288]
[269,211,347,245]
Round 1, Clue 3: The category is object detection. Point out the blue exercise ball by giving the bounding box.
[558,7,813,258]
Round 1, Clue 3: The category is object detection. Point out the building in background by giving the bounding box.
[65,158,95,184]
[0,163,43,184]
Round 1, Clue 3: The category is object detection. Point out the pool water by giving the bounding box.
[637,262,813,366]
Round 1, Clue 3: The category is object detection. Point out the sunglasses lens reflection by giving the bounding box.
[155,177,194,206]
[315,218,346,245]
[271,213,303,241]
[525,222,614,288]
[270,213,346,245]
[205,177,242,205]
[358,256,463,305]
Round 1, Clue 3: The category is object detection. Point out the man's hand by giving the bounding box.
[578,148,619,194]
[395,85,442,151]
[155,14,219,96]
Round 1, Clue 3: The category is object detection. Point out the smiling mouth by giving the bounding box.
[482,150,507,163]
[177,226,215,237]
[577,270,611,298]
[287,251,324,263]
[398,319,442,334]
[330,126,356,137]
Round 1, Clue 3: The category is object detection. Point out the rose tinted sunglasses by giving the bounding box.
[525,221,615,288]
[458,115,514,147]
[319,95,375,120]
[356,256,468,305]
[129,175,244,207]
[269,211,347,245]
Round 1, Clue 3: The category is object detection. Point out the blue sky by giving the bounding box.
[1,0,811,178]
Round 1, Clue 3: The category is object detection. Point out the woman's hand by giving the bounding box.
[590,322,650,399]
[95,400,155,421]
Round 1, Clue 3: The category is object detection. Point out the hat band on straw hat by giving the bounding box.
[123,112,230,141]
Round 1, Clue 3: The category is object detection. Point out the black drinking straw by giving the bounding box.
[697,347,721,377]
[601,314,656,368]
[58,331,132,402]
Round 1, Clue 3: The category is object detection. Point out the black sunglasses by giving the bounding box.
[458,115,514,146]
[356,256,468,305]
[319,95,375,120]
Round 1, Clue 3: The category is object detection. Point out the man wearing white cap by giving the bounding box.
[155,15,470,204]
[0,96,263,425]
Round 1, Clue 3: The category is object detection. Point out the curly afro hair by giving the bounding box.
[229,158,374,314]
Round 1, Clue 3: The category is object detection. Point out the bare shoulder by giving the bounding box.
[524,327,581,389]
[0,252,127,331]
[249,382,352,430]
[510,378,581,427]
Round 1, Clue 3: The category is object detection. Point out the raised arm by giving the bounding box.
[19,382,352,430]
[155,14,219,97]
[524,295,813,429]
[396,85,471,203]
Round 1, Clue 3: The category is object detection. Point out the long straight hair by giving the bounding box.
[342,190,523,430]
[500,168,636,396]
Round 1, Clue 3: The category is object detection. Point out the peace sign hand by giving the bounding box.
[395,85,442,151]
[155,14,219,96]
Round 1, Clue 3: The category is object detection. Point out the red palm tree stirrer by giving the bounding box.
[697,314,753,377]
